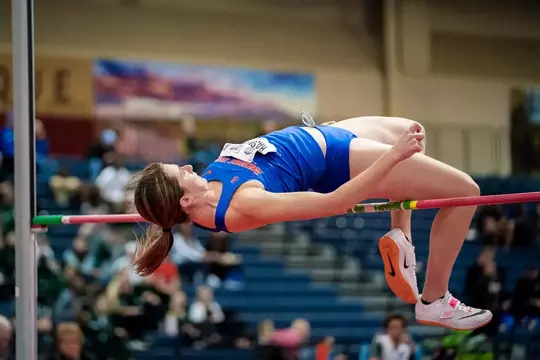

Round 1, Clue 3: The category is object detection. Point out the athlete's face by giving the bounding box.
[162,164,208,196]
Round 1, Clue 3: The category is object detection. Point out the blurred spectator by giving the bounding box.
[506,268,540,324]
[533,204,540,248]
[62,237,90,273]
[0,183,14,236]
[150,255,180,297]
[257,320,275,345]
[49,168,82,208]
[170,223,217,284]
[508,204,535,248]
[106,271,146,344]
[35,119,59,181]
[79,295,131,360]
[79,185,109,216]
[0,115,57,181]
[83,225,127,280]
[475,205,512,247]
[0,233,15,302]
[53,269,87,323]
[106,269,163,348]
[85,129,117,181]
[369,314,415,360]
[44,322,93,360]
[0,315,13,360]
[181,117,218,173]
[464,247,506,311]
[111,241,143,285]
[95,153,130,213]
[205,232,242,288]
[37,237,64,309]
[267,319,310,360]
[163,291,200,346]
[188,286,224,347]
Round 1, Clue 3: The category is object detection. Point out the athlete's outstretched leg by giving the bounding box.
[335,128,491,330]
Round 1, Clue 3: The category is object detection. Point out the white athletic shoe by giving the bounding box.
[415,292,493,330]
[378,228,419,304]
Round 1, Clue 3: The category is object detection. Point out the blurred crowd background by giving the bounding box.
[0,0,540,359]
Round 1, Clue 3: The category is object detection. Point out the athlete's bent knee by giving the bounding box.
[460,174,480,197]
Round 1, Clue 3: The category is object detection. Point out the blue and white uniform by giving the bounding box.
[196,118,357,232]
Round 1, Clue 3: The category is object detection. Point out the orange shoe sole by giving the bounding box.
[416,317,493,331]
[379,235,418,304]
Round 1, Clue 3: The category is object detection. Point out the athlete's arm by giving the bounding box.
[234,124,424,224]
[234,189,343,223]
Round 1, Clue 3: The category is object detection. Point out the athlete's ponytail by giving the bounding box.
[133,225,174,276]
[125,163,189,276]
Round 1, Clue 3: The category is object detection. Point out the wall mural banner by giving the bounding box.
[0,54,93,117]
[510,87,540,175]
[93,59,316,121]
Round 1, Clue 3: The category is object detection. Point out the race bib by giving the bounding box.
[219,137,277,163]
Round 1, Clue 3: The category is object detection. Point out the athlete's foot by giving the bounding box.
[379,228,419,304]
[415,292,493,330]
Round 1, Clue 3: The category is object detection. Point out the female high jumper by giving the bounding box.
[126,115,492,331]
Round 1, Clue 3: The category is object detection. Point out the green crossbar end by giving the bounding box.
[33,215,64,226]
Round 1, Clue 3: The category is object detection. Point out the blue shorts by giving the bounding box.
[311,125,357,193]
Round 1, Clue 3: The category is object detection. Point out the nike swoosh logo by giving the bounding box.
[387,254,396,276]
[458,310,487,320]
[404,255,409,269]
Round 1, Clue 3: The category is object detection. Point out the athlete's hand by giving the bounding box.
[392,123,424,161]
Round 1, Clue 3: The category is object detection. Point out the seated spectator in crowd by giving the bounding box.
[0,183,14,236]
[110,241,143,285]
[188,286,224,348]
[85,129,117,181]
[36,308,53,354]
[258,320,275,345]
[106,269,163,349]
[508,204,535,248]
[0,119,14,180]
[171,224,217,284]
[266,319,310,360]
[0,233,15,302]
[62,237,90,273]
[171,224,239,286]
[506,268,540,325]
[95,153,130,213]
[369,314,415,360]
[205,232,242,288]
[82,225,126,280]
[150,255,180,297]
[37,238,64,309]
[163,291,200,348]
[53,268,87,323]
[531,203,540,249]
[79,295,131,360]
[465,246,507,305]
[80,185,109,216]
[44,322,93,360]
[106,270,146,345]
[49,168,81,208]
[34,119,59,181]
[0,315,13,360]
[475,205,512,247]
[0,115,57,180]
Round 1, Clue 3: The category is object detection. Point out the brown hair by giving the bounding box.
[125,163,188,276]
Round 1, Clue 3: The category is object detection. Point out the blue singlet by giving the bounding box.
[196,124,357,232]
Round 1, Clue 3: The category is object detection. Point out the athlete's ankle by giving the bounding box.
[420,292,446,304]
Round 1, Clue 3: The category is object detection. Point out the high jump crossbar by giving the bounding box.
[33,191,540,226]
